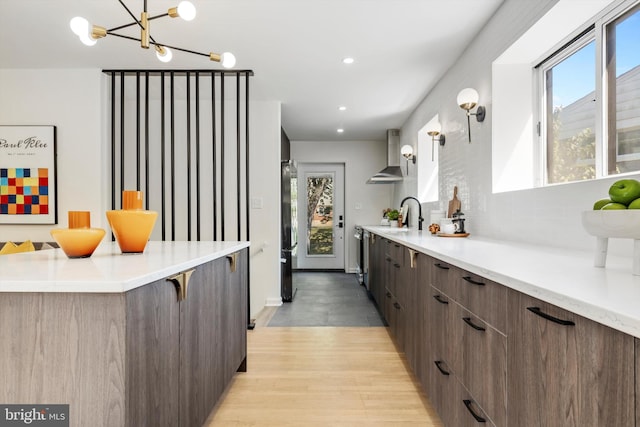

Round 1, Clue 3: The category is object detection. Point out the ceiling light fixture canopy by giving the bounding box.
[457,88,485,143]
[70,1,235,67]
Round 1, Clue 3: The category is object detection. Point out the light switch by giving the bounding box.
[251,197,263,209]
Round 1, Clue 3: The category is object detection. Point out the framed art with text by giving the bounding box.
[0,125,57,224]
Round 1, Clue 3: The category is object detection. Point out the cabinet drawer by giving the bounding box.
[451,269,507,333]
[431,259,453,294]
[455,306,506,427]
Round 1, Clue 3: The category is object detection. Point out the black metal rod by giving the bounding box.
[221,73,225,240]
[170,72,176,241]
[186,72,192,241]
[236,73,241,241]
[195,72,201,241]
[211,72,217,241]
[245,71,250,242]
[144,72,150,209]
[161,71,166,241]
[110,72,116,213]
[120,71,125,205]
[136,71,141,190]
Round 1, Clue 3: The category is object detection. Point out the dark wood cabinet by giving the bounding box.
[369,233,638,427]
[126,250,248,427]
[507,290,634,427]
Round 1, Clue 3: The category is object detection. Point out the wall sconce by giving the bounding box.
[425,122,445,161]
[457,88,485,143]
[401,145,415,174]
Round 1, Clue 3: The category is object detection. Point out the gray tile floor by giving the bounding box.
[268,272,385,327]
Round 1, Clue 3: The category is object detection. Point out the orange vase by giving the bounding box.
[50,211,106,258]
[106,190,158,254]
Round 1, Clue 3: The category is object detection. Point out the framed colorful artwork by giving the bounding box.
[0,125,57,224]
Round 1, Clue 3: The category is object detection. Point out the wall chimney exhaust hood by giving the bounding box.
[367,129,403,184]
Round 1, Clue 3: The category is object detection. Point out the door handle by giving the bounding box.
[338,222,343,228]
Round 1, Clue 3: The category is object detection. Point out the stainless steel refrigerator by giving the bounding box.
[281,160,298,302]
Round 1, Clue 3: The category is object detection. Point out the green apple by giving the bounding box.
[593,198,612,210]
[609,179,640,205]
[602,202,627,210]
[629,198,640,209]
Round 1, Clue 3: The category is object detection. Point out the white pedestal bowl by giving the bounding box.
[581,210,640,275]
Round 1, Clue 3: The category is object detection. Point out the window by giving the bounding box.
[539,1,640,185]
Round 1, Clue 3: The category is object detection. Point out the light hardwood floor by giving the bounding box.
[204,325,443,426]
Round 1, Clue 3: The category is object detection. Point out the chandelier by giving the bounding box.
[70,1,236,68]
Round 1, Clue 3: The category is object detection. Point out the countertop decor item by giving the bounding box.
[106,190,158,254]
[50,210,105,258]
[447,186,461,218]
[582,210,640,275]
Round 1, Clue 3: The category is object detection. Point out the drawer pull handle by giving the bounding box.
[527,307,575,326]
[394,263,401,268]
[394,244,400,248]
[433,294,449,305]
[386,292,392,298]
[393,302,401,310]
[463,400,486,423]
[434,360,450,376]
[462,276,485,286]
[463,317,486,331]
[434,263,449,270]
[385,257,392,262]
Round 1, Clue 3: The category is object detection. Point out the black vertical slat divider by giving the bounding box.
[119,71,125,208]
[245,72,250,242]
[211,72,218,241]
[144,73,150,209]
[236,73,241,241]
[186,72,192,241]
[195,72,201,241]
[160,72,166,241]
[110,72,116,213]
[220,73,225,240]
[136,71,141,190]
[170,72,176,241]
[105,69,252,245]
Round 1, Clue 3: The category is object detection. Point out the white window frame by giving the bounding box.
[536,0,640,185]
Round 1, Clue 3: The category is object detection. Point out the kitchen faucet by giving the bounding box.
[400,196,424,231]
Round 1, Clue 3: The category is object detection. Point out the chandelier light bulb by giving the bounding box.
[221,52,236,68]
[177,1,197,21]
[155,46,173,62]
[70,17,97,46]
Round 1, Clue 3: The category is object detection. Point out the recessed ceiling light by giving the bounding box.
[338,106,347,111]
[342,57,354,64]
[337,128,344,133]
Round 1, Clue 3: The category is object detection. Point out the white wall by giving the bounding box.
[0,69,107,239]
[291,140,392,272]
[396,0,636,256]
[0,69,282,319]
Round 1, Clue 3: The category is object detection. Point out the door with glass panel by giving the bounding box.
[295,163,345,270]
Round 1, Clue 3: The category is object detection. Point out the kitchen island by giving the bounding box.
[0,241,249,427]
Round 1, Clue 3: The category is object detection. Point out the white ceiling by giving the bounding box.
[0,0,503,141]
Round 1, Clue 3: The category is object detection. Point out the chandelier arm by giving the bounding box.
[108,21,141,33]
[147,13,170,21]
[106,33,210,59]
[117,0,144,31]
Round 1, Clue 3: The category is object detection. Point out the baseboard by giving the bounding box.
[265,297,283,306]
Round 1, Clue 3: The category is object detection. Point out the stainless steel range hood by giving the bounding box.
[367,129,403,184]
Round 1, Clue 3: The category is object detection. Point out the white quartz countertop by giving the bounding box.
[0,241,250,293]
[363,225,640,339]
